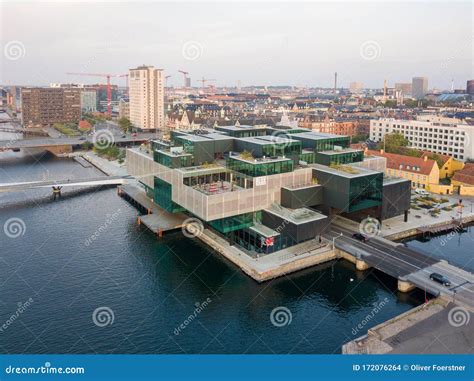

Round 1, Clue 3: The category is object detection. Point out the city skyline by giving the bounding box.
[1,1,472,89]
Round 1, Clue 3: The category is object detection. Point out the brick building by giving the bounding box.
[21,87,81,127]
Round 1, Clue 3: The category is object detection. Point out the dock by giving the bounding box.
[417,222,464,236]
[118,184,188,236]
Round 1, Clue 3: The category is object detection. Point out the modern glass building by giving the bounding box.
[226,156,294,177]
[314,149,364,166]
[126,124,410,258]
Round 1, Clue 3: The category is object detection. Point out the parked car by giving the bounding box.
[79,137,86,140]
[429,272,451,287]
[415,188,429,195]
[352,233,368,242]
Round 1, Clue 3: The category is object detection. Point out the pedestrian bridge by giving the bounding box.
[0,175,131,193]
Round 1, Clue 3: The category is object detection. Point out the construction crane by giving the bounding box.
[178,70,189,88]
[66,72,128,115]
[197,77,216,92]
[165,75,172,87]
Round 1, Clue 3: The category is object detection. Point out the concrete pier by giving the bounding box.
[397,279,416,293]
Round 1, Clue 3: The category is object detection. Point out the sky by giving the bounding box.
[0,1,472,90]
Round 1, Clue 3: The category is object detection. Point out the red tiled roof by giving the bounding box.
[418,150,451,165]
[366,150,437,176]
[452,163,474,186]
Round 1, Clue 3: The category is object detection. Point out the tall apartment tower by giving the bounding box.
[412,77,428,100]
[129,65,165,132]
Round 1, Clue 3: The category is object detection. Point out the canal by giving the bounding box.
[0,150,427,354]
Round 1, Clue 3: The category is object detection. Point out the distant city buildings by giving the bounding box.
[349,82,364,94]
[129,65,165,131]
[412,77,428,100]
[80,90,97,113]
[21,87,81,127]
[467,80,474,95]
[370,116,474,161]
[118,98,130,119]
[394,83,412,96]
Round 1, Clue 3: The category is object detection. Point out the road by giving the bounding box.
[324,224,474,309]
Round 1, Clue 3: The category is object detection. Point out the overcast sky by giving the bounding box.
[1,1,472,89]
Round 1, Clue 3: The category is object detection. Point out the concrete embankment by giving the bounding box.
[197,228,337,283]
[385,214,474,241]
[342,297,474,354]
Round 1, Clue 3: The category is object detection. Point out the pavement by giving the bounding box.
[387,303,474,354]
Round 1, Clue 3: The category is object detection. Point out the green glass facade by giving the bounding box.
[315,150,364,166]
[348,173,383,212]
[260,141,302,157]
[226,157,294,177]
[312,136,350,151]
[299,152,316,164]
[153,177,185,213]
[208,212,254,234]
[153,150,192,168]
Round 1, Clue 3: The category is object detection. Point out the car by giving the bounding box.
[429,272,451,287]
[415,188,429,195]
[121,135,126,138]
[79,137,86,140]
[132,133,138,137]
[352,233,368,242]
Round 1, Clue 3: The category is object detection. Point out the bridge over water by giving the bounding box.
[0,175,131,193]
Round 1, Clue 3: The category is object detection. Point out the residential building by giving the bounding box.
[80,90,97,113]
[129,65,165,131]
[118,98,130,119]
[298,116,358,136]
[126,125,412,256]
[412,77,428,99]
[366,149,439,190]
[451,163,474,196]
[369,117,474,161]
[418,151,464,179]
[21,87,81,127]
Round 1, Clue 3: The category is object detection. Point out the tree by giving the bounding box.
[378,133,410,154]
[118,117,132,133]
